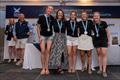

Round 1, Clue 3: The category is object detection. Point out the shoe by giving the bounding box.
[88,69,92,74]
[97,70,102,74]
[84,67,87,70]
[58,68,64,74]
[68,69,72,73]
[81,67,86,72]
[71,68,76,73]
[16,60,23,66]
[8,59,11,63]
[40,69,45,75]
[13,59,17,62]
[103,72,107,77]
[45,69,50,75]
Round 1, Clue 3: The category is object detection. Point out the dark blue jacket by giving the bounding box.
[5,24,14,41]
[15,21,29,39]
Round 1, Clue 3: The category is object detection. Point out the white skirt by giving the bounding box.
[8,38,16,46]
[78,34,94,50]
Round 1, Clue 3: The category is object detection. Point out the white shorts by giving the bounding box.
[16,38,28,48]
[8,39,16,46]
[67,36,78,46]
[78,34,94,50]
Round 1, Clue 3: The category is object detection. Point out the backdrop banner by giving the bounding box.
[4,5,120,66]
[6,6,120,18]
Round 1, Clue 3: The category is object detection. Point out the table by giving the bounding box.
[23,43,42,70]
[23,43,98,70]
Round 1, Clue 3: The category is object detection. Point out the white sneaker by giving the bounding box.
[103,72,108,77]
[97,70,102,74]
[16,60,23,66]
[8,59,11,63]
[13,59,17,62]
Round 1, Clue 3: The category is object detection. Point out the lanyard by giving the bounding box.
[95,24,100,37]
[82,21,88,32]
[70,21,76,35]
[57,20,62,33]
[45,15,50,31]
[9,25,14,32]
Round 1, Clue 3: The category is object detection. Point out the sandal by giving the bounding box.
[58,68,64,74]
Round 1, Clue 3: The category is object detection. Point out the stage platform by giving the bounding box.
[0,62,120,80]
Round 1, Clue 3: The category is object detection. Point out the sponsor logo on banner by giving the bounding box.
[13,7,21,17]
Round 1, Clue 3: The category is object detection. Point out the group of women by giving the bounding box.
[37,6,110,77]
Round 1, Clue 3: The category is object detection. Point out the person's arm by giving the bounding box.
[91,21,95,36]
[13,24,17,41]
[51,21,55,35]
[106,27,110,47]
[36,24,41,43]
[27,23,33,36]
[65,21,67,36]
[36,16,43,43]
[77,22,80,37]
[78,27,80,37]
[104,21,110,47]
[5,25,9,35]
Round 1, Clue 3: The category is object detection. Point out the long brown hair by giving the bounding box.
[56,9,66,21]
[69,10,77,21]
[81,10,88,14]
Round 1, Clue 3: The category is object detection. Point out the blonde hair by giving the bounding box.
[81,10,88,14]
[70,10,77,21]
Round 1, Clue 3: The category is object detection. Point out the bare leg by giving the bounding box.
[45,40,52,75]
[40,41,46,75]
[12,46,17,62]
[67,46,72,73]
[80,50,85,71]
[72,46,77,73]
[87,50,92,74]
[16,48,23,65]
[101,48,107,73]
[20,48,24,64]
[97,48,103,72]
[18,48,21,59]
[101,48,108,77]
[16,48,20,59]
[21,48,24,59]
[8,46,12,62]
[18,48,22,60]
